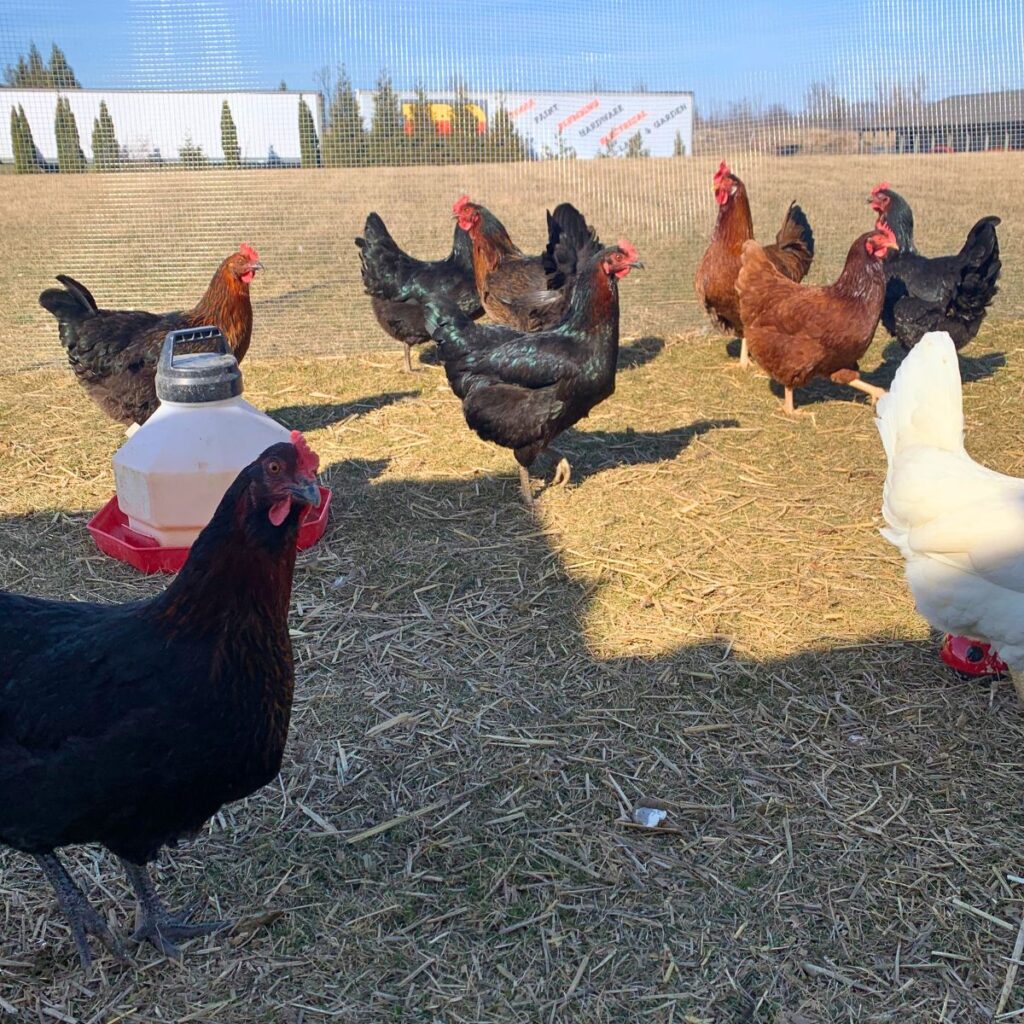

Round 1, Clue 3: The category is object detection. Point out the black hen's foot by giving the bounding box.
[121,860,229,959]
[551,457,572,488]
[35,854,127,970]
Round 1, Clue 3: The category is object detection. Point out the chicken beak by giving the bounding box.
[251,260,265,272]
[630,260,646,270]
[290,479,321,507]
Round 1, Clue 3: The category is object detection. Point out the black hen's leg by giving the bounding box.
[121,860,228,959]
[35,853,126,969]
[518,464,534,505]
[403,343,414,373]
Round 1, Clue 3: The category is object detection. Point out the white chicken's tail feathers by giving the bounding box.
[875,331,965,461]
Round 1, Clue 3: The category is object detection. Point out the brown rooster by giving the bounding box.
[694,162,814,368]
[39,244,263,426]
[736,223,897,416]
[454,196,601,331]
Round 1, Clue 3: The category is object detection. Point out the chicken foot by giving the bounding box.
[551,456,572,488]
[35,853,126,969]
[845,378,887,406]
[121,860,228,959]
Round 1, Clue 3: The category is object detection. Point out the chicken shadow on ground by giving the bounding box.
[0,466,1021,1020]
[765,347,1005,409]
[268,392,418,431]
[617,336,665,371]
[549,418,741,484]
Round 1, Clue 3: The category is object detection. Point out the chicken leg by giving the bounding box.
[35,853,126,969]
[551,457,572,488]
[121,860,228,959]
[403,342,414,374]
[846,378,887,406]
[738,337,751,371]
[518,464,534,506]
[782,387,802,418]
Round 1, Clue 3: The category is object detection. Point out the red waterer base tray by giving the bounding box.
[87,487,332,574]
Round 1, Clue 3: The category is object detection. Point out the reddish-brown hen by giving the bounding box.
[736,224,897,416]
[454,197,600,330]
[694,162,814,368]
[39,245,262,426]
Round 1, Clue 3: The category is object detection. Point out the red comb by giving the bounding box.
[452,194,471,215]
[290,430,320,477]
[617,238,638,263]
[713,160,730,184]
[239,243,260,262]
[870,182,889,196]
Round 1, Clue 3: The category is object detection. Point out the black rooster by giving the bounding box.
[0,434,320,967]
[396,241,642,503]
[869,184,1000,351]
[355,207,483,371]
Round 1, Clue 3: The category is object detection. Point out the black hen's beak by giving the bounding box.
[630,260,646,270]
[289,478,321,507]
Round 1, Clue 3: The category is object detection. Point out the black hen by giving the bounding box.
[355,209,483,371]
[405,241,642,503]
[0,435,320,968]
[869,185,1000,351]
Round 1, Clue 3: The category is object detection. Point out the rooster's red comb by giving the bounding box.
[290,430,320,477]
[617,239,639,263]
[452,194,472,215]
[239,243,260,262]
[870,181,890,196]
[713,160,731,185]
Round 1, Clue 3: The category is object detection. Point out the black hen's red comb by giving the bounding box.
[290,430,320,477]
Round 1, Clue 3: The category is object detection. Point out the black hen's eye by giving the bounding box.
[266,460,282,475]
[966,645,985,663]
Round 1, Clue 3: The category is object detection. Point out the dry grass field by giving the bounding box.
[1,155,1024,1022]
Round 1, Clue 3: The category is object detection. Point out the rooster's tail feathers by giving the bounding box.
[776,202,815,263]
[875,331,964,464]
[39,275,98,323]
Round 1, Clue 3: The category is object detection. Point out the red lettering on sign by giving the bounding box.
[510,98,536,118]
[599,110,649,146]
[557,99,599,135]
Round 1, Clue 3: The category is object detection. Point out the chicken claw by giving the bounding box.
[846,378,887,406]
[552,457,572,488]
[35,854,127,970]
[122,861,228,959]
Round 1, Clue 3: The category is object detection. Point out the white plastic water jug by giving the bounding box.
[113,326,291,547]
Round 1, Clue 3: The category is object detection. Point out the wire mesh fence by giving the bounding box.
[1,0,1022,374]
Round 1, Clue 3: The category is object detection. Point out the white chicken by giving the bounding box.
[876,330,1024,700]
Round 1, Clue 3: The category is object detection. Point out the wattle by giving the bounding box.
[268,498,291,526]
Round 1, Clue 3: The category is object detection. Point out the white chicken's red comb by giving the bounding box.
[290,430,320,477]
[239,243,260,262]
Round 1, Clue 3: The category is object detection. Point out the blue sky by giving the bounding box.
[1,0,1021,110]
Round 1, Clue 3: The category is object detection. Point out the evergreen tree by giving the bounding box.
[91,100,119,171]
[448,84,483,165]
[48,44,80,88]
[55,96,86,172]
[179,136,209,170]
[624,131,650,158]
[321,68,367,167]
[4,41,80,87]
[298,98,321,168]
[672,130,686,157]
[485,102,526,163]
[368,73,406,166]
[408,84,441,165]
[12,105,41,173]
[220,100,240,168]
[26,43,47,86]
